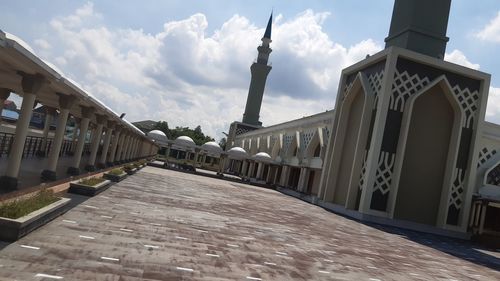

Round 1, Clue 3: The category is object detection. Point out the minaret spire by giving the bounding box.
[241,12,273,126]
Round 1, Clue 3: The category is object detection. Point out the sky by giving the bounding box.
[1,0,500,140]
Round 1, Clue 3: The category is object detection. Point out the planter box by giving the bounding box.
[0,197,71,242]
[103,172,127,182]
[124,168,137,175]
[68,179,112,197]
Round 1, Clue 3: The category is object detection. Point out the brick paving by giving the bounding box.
[0,166,499,280]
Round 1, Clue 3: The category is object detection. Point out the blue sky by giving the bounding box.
[1,1,500,139]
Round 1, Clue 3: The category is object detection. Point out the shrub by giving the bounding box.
[123,164,134,171]
[108,168,124,176]
[0,189,60,219]
[79,177,106,186]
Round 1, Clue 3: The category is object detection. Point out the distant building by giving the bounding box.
[133,120,157,132]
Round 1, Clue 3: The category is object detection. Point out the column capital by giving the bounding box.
[95,114,107,124]
[106,120,116,130]
[0,88,11,100]
[57,93,77,110]
[18,72,46,94]
[80,106,95,119]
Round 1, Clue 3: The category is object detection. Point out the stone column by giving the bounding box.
[256,162,264,179]
[70,118,80,154]
[85,115,105,171]
[0,88,11,125]
[0,74,44,189]
[98,121,114,168]
[108,127,121,165]
[128,137,136,160]
[241,160,248,177]
[119,134,130,162]
[124,135,133,162]
[67,106,94,175]
[37,107,56,157]
[297,167,308,192]
[114,132,126,163]
[41,94,76,180]
[193,148,200,167]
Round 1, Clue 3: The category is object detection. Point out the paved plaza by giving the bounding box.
[0,166,499,280]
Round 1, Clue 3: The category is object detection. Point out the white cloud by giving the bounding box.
[444,49,480,70]
[486,87,500,124]
[32,3,383,139]
[34,39,51,50]
[477,11,500,43]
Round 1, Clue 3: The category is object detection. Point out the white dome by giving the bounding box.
[253,152,272,162]
[147,130,168,142]
[227,146,248,159]
[254,152,271,159]
[175,135,196,147]
[201,141,222,153]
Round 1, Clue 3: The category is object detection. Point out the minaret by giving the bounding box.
[385,0,452,59]
[242,13,273,126]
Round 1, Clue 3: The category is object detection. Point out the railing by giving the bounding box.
[0,132,92,158]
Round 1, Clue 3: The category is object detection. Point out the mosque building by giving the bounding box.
[225,0,500,240]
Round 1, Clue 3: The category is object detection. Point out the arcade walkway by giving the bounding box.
[0,167,498,280]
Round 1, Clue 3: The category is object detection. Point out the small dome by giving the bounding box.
[147,130,168,142]
[201,141,222,153]
[254,152,271,159]
[227,146,248,159]
[175,135,196,147]
[253,152,272,162]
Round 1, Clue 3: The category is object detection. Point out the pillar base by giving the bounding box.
[41,170,57,181]
[106,162,115,167]
[85,165,96,172]
[67,166,80,176]
[0,176,18,191]
[96,163,106,169]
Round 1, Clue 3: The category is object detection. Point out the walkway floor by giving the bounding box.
[0,154,93,192]
[0,166,499,280]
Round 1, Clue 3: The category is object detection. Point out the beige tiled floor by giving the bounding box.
[0,166,499,280]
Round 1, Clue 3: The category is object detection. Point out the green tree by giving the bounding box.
[218,137,227,150]
[153,121,171,139]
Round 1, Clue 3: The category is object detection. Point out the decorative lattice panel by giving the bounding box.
[477,147,497,168]
[283,134,294,155]
[373,151,396,195]
[389,70,430,112]
[358,150,368,191]
[487,164,500,186]
[301,130,315,151]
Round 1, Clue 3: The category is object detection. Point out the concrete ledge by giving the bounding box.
[276,187,318,204]
[277,188,471,240]
[124,168,137,175]
[68,179,112,197]
[103,172,127,182]
[0,197,71,241]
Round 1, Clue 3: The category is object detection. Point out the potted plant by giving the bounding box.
[103,168,127,182]
[68,176,111,196]
[0,189,70,241]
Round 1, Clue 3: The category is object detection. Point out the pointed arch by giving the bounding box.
[391,76,464,226]
[323,72,375,208]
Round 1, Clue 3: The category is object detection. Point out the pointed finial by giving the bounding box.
[263,11,273,39]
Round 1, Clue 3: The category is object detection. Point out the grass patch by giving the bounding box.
[79,177,106,186]
[123,164,134,171]
[0,189,60,219]
[107,168,124,176]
